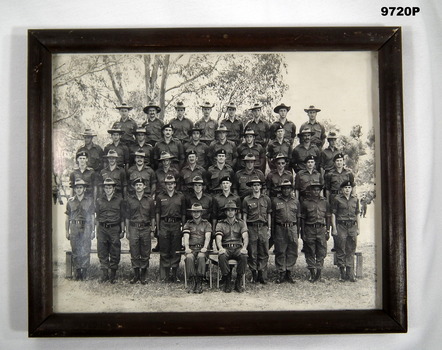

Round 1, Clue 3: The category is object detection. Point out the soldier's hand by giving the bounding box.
[325,231,330,241]
[120,230,125,239]
[240,248,248,255]
[332,228,338,236]
[66,232,70,240]
[218,248,226,255]
[185,248,192,254]
[91,231,95,240]
[200,247,207,253]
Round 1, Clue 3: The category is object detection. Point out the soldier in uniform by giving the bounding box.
[266,153,294,198]
[291,127,321,173]
[95,178,125,283]
[115,102,137,146]
[300,181,331,283]
[125,178,156,285]
[155,151,180,195]
[142,102,164,147]
[169,101,194,143]
[103,123,130,170]
[183,204,212,293]
[360,193,368,218]
[294,155,324,202]
[234,153,265,200]
[155,175,186,282]
[242,176,272,284]
[65,179,95,281]
[126,150,156,197]
[179,150,207,193]
[244,103,270,146]
[266,123,293,170]
[331,181,360,282]
[153,123,185,170]
[185,175,213,222]
[207,149,235,194]
[69,151,96,199]
[195,101,218,145]
[98,150,127,199]
[77,128,104,172]
[269,103,296,146]
[319,131,340,175]
[215,200,249,293]
[128,127,154,167]
[236,128,266,172]
[222,102,243,145]
[183,127,210,169]
[208,124,237,168]
[299,105,326,150]
[324,153,355,204]
[272,179,300,284]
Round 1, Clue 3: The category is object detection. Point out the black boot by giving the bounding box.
[223,273,232,293]
[169,267,180,283]
[140,268,148,285]
[258,270,267,285]
[314,269,323,282]
[81,268,87,281]
[109,269,117,284]
[235,274,245,293]
[130,268,140,284]
[339,267,347,282]
[152,241,159,252]
[74,268,82,281]
[347,267,356,282]
[286,270,295,284]
[308,268,316,283]
[251,270,258,283]
[275,272,285,284]
[195,276,203,294]
[100,269,109,283]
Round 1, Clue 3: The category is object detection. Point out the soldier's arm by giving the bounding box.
[331,213,338,236]
[183,232,191,254]
[125,218,130,239]
[241,231,249,254]
[65,214,70,240]
[202,230,211,252]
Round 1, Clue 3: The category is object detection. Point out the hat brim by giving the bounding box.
[246,180,264,187]
[143,106,161,113]
[188,128,203,135]
[82,133,97,137]
[304,108,321,112]
[187,208,206,212]
[200,104,214,108]
[274,105,291,113]
[104,154,119,158]
[222,206,239,210]
[70,183,89,188]
[116,106,133,110]
[159,156,176,160]
[107,130,125,134]
[298,132,314,137]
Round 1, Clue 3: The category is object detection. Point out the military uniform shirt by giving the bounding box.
[95,194,124,223]
[185,193,213,221]
[269,120,296,145]
[300,196,330,225]
[244,119,270,145]
[266,139,293,160]
[331,194,360,221]
[153,138,185,168]
[125,193,155,222]
[70,167,96,195]
[155,191,186,219]
[207,164,235,192]
[266,169,293,197]
[234,168,265,198]
[127,165,157,194]
[182,219,212,246]
[295,169,323,194]
[170,117,194,142]
[128,142,154,167]
[300,121,326,149]
[208,139,237,166]
[103,142,130,168]
[142,118,164,145]
[325,168,355,193]
[242,194,272,223]
[77,143,104,172]
[291,143,321,173]
[99,166,127,193]
[183,141,210,169]
[179,164,207,192]
[237,143,266,170]
[223,118,243,144]
[215,218,247,245]
[320,146,340,173]
[272,196,300,224]
[66,195,95,222]
[212,192,241,220]
[119,118,138,145]
[195,118,218,143]
[155,166,180,194]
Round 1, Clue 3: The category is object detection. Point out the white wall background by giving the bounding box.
[1,0,441,348]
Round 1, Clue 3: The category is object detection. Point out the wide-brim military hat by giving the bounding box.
[304,105,321,112]
[327,131,338,139]
[243,128,257,136]
[159,151,176,161]
[187,127,204,136]
[249,103,262,110]
[200,101,214,108]
[246,176,264,187]
[164,175,176,183]
[143,102,161,114]
[81,128,97,137]
[191,175,204,184]
[187,203,206,212]
[215,124,229,133]
[70,179,89,188]
[297,127,315,137]
[273,153,288,162]
[308,181,323,189]
[279,179,293,187]
[103,178,117,186]
[135,127,148,134]
[134,150,146,158]
[226,102,237,110]
[274,103,291,113]
[222,200,239,210]
[116,103,133,110]
[243,153,256,161]
[174,101,186,109]
[107,122,125,134]
[104,150,119,158]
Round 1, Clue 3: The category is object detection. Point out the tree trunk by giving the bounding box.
[159,54,170,121]
[103,56,124,104]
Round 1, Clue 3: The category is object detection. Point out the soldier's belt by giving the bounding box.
[190,244,203,248]
[337,220,357,226]
[276,222,296,227]
[162,217,180,223]
[247,221,267,227]
[99,222,120,228]
[129,221,150,228]
[70,220,86,225]
[223,243,242,248]
[305,223,325,228]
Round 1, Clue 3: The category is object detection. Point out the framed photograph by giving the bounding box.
[28,27,406,336]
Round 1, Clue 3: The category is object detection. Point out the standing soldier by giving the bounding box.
[65,179,95,281]
[103,123,130,170]
[169,101,194,144]
[77,128,104,172]
[234,153,265,200]
[300,181,331,283]
[272,179,300,284]
[183,126,210,169]
[179,150,207,194]
[153,123,185,170]
[69,151,96,200]
[331,181,360,282]
[195,101,218,145]
[208,124,237,168]
[125,178,156,285]
[155,175,186,282]
[95,178,125,284]
[126,150,156,196]
[270,103,296,146]
[237,128,266,172]
[115,102,137,147]
[244,103,270,146]
[324,153,355,204]
[128,127,154,167]
[99,150,127,199]
[212,175,241,231]
[266,153,294,198]
[360,193,368,218]
[320,132,340,175]
[215,200,249,293]
[183,204,212,293]
[242,176,272,284]
[291,127,321,173]
[222,102,243,145]
[185,175,213,222]
[299,105,326,150]
[142,102,164,147]
[294,155,324,202]
[266,124,293,170]
[207,149,235,194]
[155,151,180,195]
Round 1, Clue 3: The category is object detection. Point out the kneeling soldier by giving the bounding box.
[215,201,249,293]
[183,204,212,293]
[300,181,331,282]
[125,178,156,284]
[65,179,95,281]
[331,180,360,282]
[271,179,300,284]
[95,178,125,283]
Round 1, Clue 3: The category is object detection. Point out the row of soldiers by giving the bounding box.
[65,101,361,293]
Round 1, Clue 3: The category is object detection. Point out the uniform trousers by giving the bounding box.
[335,223,358,268]
[128,225,151,269]
[303,226,327,270]
[185,248,207,277]
[97,225,121,270]
[69,222,92,269]
[158,221,182,270]
[247,224,270,273]
[219,247,247,276]
[274,224,298,273]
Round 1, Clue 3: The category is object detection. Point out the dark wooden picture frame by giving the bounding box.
[28,27,406,336]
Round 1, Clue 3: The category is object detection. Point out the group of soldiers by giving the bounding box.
[65,100,363,294]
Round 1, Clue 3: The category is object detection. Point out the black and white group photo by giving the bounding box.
[51,51,380,313]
